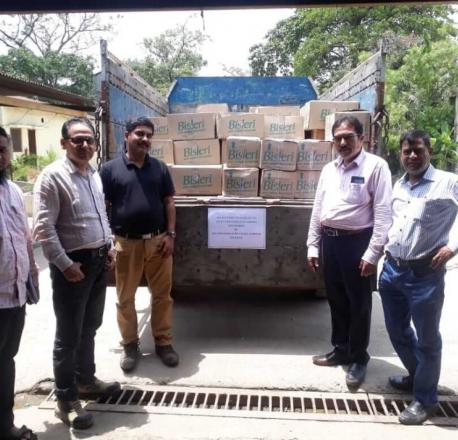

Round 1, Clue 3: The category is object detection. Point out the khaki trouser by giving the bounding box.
[115,234,173,346]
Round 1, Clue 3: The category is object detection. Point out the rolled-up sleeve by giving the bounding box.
[361,162,393,265]
[33,172,73,272]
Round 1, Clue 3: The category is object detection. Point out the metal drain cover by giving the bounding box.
[40,385,458,426]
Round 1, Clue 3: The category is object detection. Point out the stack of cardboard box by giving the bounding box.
[148,100,370,199]
[152,113,222,196]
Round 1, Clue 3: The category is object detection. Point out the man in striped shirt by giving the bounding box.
[0,126,39,440]
[379,129,458,425]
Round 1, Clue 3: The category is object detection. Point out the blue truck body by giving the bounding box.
[168,76,317,113]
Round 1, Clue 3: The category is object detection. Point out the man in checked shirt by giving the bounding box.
[307,115,392,391]
[33,117,120,430]
[379,129,458,425]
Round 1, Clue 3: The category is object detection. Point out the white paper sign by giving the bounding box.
[208,207,266,249]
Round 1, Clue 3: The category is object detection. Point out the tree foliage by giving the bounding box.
[0,48,96,96]
[385,39,458,171]
[0,14,112,96]
[0,14,111,56]
[249,6,455,91]
[128,23,207,96]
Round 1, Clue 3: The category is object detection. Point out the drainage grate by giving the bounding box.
[40,385,458,426]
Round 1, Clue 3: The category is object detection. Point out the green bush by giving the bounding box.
[11,150,58,182]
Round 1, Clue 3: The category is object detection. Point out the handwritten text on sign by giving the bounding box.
[208,207,266,249]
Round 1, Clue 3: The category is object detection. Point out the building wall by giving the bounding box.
[0,105,90,159]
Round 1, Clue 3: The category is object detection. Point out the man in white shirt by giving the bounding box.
[307,115,392,390]
[379,130,458,425]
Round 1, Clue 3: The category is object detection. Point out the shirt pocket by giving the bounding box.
[410,197,448,223]
[343,182,366,204]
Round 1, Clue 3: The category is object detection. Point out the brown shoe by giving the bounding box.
[77,377,121,399]
[155,344,179,367]
[55,399,93,429]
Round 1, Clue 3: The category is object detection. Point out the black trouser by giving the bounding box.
[50,247,107,401]
[322,228,375,365]
[0,305,25,435]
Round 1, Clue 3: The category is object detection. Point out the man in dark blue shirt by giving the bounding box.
[101,117,178,372]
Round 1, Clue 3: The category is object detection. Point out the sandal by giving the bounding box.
[1,425,38,440]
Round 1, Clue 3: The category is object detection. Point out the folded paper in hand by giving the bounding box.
[26,273,39,305]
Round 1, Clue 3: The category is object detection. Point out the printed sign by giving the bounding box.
[208,207,266,249]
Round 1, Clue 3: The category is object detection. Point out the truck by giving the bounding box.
[96,39,387,295]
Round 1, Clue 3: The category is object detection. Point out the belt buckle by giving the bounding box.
[326,227,338,237]
[142,233,153,239]
[97,246,106,257]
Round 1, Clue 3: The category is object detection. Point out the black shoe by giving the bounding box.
[346,363,366,389]
[155,344,179,367]
[389,374,413,392]
[120,342,140,372]
[77,377,121,399]
[312,350,350,367]
[0,425,38,439]
[55,399,94,430]
[399,400,438,425]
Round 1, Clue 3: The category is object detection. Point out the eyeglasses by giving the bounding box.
[68,136,96,146]
[332,134,359,144]
[133,130,153,139]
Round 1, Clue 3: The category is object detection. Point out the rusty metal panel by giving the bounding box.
[173,203,324,291]
[321,50,385,114]
[99,40,167,157]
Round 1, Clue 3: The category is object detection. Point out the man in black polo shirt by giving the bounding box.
[100,117,178,371]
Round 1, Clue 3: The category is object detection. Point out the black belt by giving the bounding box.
[68,244,109,259]
[116,229,165,240]
[385,251,433,268]
[322,226,369,237]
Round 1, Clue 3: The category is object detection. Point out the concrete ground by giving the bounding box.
[11,247,458,438]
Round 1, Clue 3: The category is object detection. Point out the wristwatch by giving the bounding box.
[166,230,176,239]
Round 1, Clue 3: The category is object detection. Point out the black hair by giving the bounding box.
[61,117,95,139]
[0,126,9,140]
[331,115,364,137]
[399,129,431,150]
[125,117,155,135]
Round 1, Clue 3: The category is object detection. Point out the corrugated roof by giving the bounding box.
[0,72,96,111]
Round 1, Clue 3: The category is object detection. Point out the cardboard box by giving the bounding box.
[300,100,360,130]
[223,167,259,197]
[196,103,230,114]
[150,117,169,140]
[149,140,174,164]
[294,170,321,199]
[169,165,222,196]
[259,139,297,171]
[264,116,304,139]
[167,113,216,140]
[217,113,264,138]
[297,140,332,171]
[260,170,295,199]
[250,106,300,116]
[222,136,261,168]
[173,139,220,165]
[324,111,372,143]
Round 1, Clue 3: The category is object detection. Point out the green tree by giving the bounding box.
[128,23,207,96]
[0,48,96,96]
[249,6,455,91]
[0,14,112,96]
[385,39,458,172]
